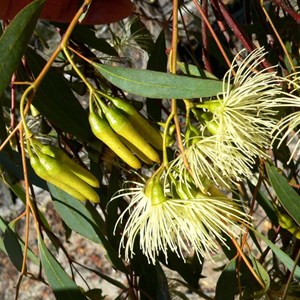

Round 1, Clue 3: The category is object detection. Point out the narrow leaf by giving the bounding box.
[249,254,270,298]
[93,63,223,99]
[3,226,23,272]
[216,258,236,300]
[0,216,39,265]
[266,163,300,226]
[0,0,45,98]
[38,235,87,300]
[253,229,300,280]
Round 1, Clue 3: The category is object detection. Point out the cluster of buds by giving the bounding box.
[89,96,162,169]
[28,139,100,203]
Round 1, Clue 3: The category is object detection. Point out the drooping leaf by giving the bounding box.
[249,254,270,298]
[48,183,126,272]
[266,163,300,226]
[0,217,39,266]
[84,289,106,300]
[38,235,87,300]
[3,226,24,272]
[216,258,236,300]
[76,263,126,290]
[93,63,223,99]
[0,96,11,154]
[253,228,300,280]
[134,254,171,300]
[0,0,45,98]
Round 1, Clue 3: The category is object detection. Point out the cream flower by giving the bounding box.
[169,135,255,189]
[198,47,282,159]
[112,177,249,264]
[270,71,300,163]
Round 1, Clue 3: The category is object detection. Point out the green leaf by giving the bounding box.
[253,228,300,280]
[177,62,219,80]
[0,0,45,98]
[0,216,39,266]
[249,254,270,298]
[216,258,236,300]
[266,163,300,226]
[136,258,171,300]
[38,235,87,300]
[3,226,23,272]
[93,63,223,99]
[84,289,105,300]
[48,183,126,272]
[0,97,11,154]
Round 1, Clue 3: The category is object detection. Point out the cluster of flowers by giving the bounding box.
[112,48,300,264]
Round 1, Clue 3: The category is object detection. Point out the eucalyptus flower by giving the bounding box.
[270,71,300,163]
[112,175,249,264]
[198,47,282,159]
[169,135,255,189]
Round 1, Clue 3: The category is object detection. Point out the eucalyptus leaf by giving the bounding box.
[93,63,223,99]
[0,0,45,98]
[3,226,23,272]
[38,235,87,300]
[266,163,300,226]
[0,216,39,265]
[216,258,236,300]
[249,254,270,298]
[253,228,300,280]
[177,62,219,80]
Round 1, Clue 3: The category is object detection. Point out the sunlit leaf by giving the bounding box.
[177,62,219,80]
[93,63,223,99]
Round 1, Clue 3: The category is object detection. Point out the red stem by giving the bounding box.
[201,0,213,73]
[271,0,300,24]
